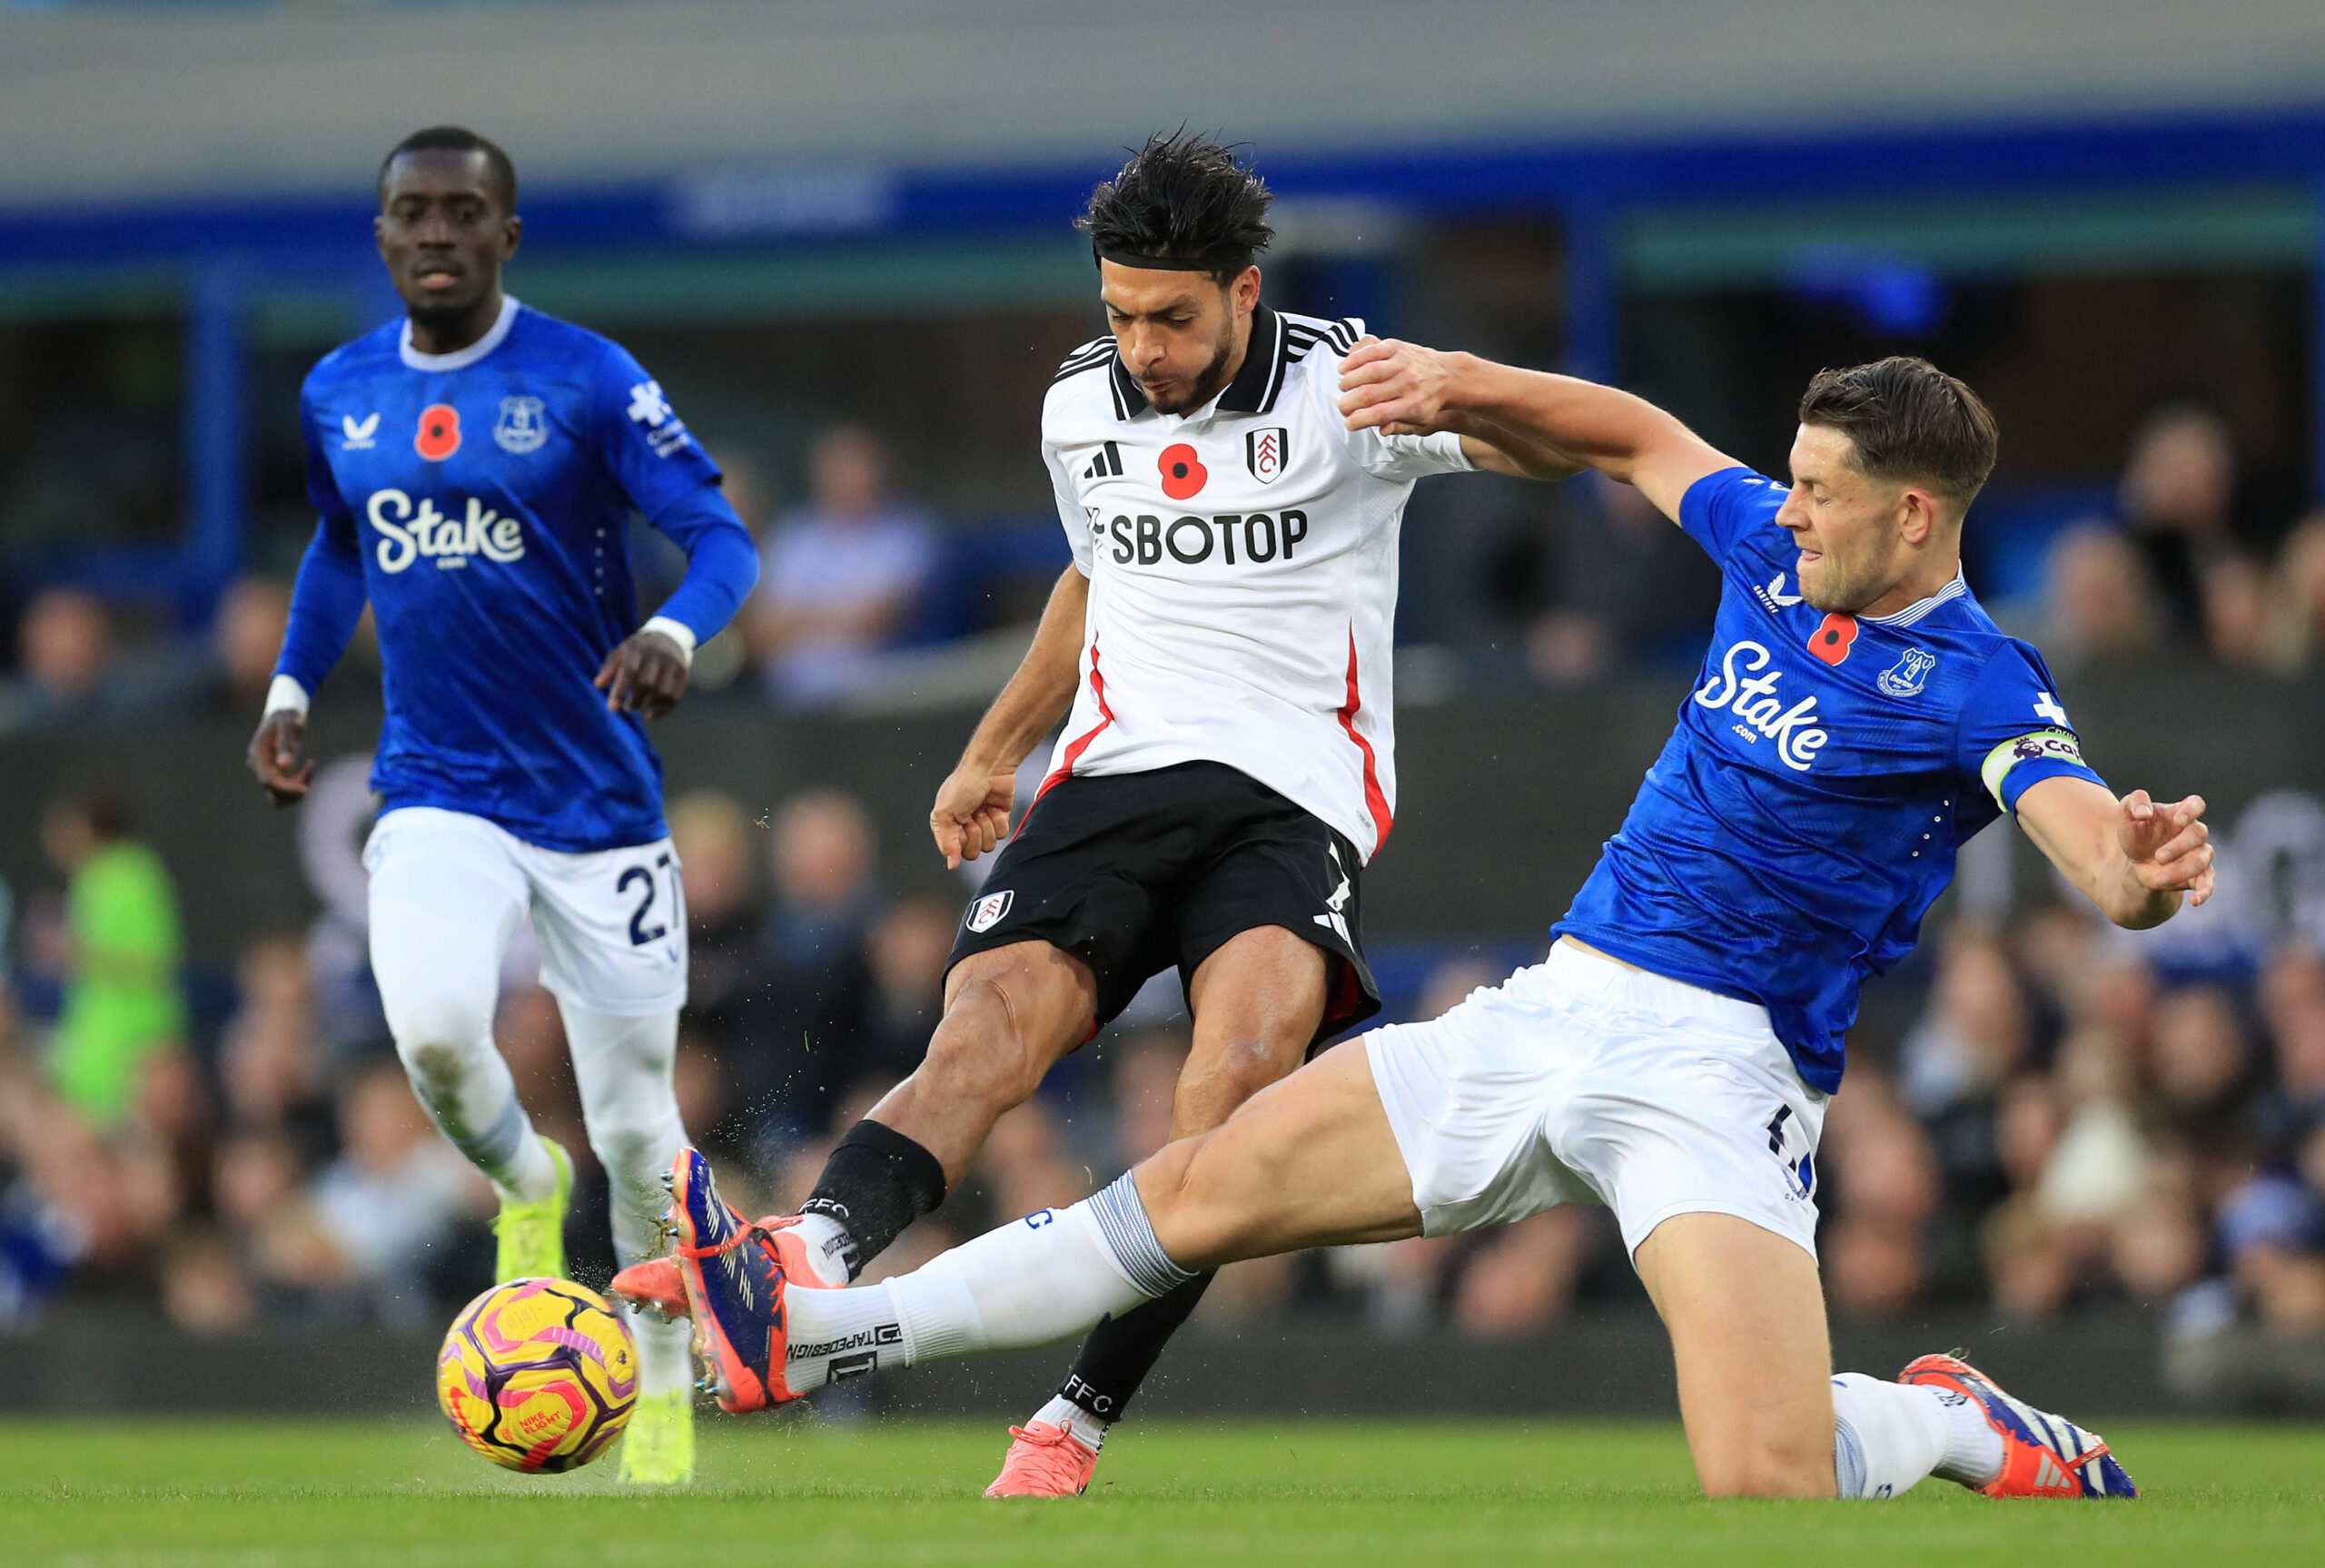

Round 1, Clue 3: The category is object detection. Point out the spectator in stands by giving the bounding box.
[747,425,936,707]
[306,1063,483,1326]
[2119,403,2241,642]
[2041,522,2162,669]
[2265,511,2325,672]
[40,792,185,1131]
[203,576,294,715]
[862,894,963,1084]
[0,588,118,731]
[767,788,883,970]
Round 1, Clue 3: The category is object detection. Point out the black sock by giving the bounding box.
[800,1120,946,1280]
[1057,1270,1217,1423]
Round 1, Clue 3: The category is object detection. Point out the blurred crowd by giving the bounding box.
[8,401,2325,732]
[5,759,2325,1359]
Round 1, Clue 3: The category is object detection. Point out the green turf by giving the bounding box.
[2,1415,2320,1567]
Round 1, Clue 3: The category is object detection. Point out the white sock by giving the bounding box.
[780,1175,1183,1393]
[499,1128,559,1202]
[1829,1373,1951,1499]
[628,1303,695,1400]
[1926,1382,2007,1486]
[788,1213,855,1287]
[1032,1394,1108,1451]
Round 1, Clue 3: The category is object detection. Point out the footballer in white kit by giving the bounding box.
[614,132,1563,1494]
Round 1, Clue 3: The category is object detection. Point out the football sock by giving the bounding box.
[562,1002,694,1397]
[1031,1394,1108,1451]
[780,1173,1188,1393]
[786,1213,856,1287]
[561,1002,687,1266]
[1829,1373,1954,1498]
[627,1303,695,1396]
[1055,1269,1216,1423]
[403,1050,557,1202]
[800,1119,948,1279]
[1927,1382,2008,1487]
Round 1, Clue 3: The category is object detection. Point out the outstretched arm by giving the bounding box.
[2014,776,2215,929]
[929,565,1089,869]
[1341,340,1735,520]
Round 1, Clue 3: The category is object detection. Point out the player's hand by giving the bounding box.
[247,709,314,807]
[2118,790,2215,907]
[930,762,1016,870]
[1340,337,1462,436]
[596,629,689,719]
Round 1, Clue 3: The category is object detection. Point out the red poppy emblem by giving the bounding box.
[415,403,461,461]
[1809,612,1859,666]
[1159,442,1207,501]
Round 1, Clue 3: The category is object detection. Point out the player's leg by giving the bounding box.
[996,928,1325,1494]
[521,837,697,1483]
[787,773,1172,1285]
[1548,943,2004,1500]
[365,809,569,1273]
[665,1036,1425,1408]
[780,939,1099,1286]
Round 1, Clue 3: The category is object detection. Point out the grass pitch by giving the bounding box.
[3,1415,2321,1567]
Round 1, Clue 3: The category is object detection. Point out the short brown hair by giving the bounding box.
[1798,357,1998,508]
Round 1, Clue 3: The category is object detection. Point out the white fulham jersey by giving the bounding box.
[1038,304,1470,862]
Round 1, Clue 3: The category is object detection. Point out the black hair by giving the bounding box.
[378,125,518,213]
[1078,130,1273,283]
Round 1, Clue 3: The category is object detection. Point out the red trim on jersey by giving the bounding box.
[1337,629,1393,851]
[1030,638,1114,815]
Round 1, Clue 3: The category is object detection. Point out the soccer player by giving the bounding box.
[652,351,2211,1501]
[246,126,757,1484]
[618,131,1564,1495]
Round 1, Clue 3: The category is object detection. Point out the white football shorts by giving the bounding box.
[1365,939,1827,1259]
[364,805,688,1017]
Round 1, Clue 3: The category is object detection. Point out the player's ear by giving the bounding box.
[1232,265,1261,315]
[1898,486,1939,546]
[500,213,523,260]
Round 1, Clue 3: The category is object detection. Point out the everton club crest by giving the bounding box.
[493,395,549,454]
[1877,646,1936,698]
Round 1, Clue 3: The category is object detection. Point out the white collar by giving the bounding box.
[400,295,520,371]
[1865,567,1969,628]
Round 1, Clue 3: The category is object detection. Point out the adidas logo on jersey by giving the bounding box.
[1083,441,1123,479]
[365,488,526,572]
[1693,639,1830,772]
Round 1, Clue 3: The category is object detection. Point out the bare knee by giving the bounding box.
[916,972,1060,1109]
[1696,1436,1836,1499]
[1135,1129,1272,1268]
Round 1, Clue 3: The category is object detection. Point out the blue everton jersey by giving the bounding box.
[1555,466,2106,1093]
[292,299,745,853]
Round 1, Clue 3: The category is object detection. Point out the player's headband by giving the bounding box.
[1093,245,1258,274]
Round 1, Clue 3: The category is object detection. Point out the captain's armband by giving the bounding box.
[1981,728,2086,811]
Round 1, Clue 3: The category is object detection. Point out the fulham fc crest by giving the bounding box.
[1246,427,1288,484]
[965,890,1014,933]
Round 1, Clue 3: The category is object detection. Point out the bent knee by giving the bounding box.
[394,1033,492,1101]
[1137,1132,1269,1267]
[1697,1445,1836,1500]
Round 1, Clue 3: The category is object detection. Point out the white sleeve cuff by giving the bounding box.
[640,615,698,668]
[263,675,311,719]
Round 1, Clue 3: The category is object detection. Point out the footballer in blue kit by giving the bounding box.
[645,350,2212,1508]
[247,127,757,1484]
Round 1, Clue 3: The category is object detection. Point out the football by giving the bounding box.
[436,1277,639,1473]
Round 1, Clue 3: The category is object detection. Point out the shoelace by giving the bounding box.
[674,1212,798,1261]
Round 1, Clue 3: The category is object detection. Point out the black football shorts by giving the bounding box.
[948,760,1380,1045]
